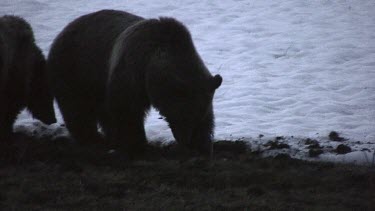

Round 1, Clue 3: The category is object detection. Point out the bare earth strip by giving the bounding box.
[0,134,374,210]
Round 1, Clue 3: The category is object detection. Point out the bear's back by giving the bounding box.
[0,15,39,90]
[0,16,34,43]
[48,10,144,99]
[0,15,35,59]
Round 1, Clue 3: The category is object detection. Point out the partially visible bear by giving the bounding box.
[47,10,222,156]
[0,15,56,141]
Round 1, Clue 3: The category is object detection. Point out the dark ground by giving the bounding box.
[0,133,374,210]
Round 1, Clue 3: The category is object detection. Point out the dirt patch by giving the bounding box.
[0,133,374,210]
[329,131,347,142]
[263,139,290,150]
[335,144,352,154]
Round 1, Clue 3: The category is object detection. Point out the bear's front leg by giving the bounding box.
[105,92,150,157]
[0,100,21,142]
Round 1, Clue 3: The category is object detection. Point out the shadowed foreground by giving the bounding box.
[0,133,374,210]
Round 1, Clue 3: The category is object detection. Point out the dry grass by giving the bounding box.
[0,133,374,210]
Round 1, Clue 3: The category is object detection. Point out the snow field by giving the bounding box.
[1,0,374,164]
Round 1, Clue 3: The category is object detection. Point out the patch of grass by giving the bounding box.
[264,140,290,150]
[329,131,346,142]
[0,133,374,210]
[309,149,324,157]
[335,144,352,154]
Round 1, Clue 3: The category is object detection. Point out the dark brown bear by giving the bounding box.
[0,15,56,141]
[47,10,222,156]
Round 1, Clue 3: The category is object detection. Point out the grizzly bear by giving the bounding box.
[0,15,56,141]
[47,10,222,156]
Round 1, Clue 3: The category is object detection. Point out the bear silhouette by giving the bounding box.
[0,15,56,141]
[47,10,222,156]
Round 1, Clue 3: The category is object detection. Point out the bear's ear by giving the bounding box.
[211,74,222,90]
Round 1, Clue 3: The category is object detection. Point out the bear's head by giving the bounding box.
[146,46,222,156]
[27,48,56,125]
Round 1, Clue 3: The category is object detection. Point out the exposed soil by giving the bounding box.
[0,133,374,210]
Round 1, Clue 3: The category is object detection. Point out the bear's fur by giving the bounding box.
[0,15,56,141]
[47,10,222,155]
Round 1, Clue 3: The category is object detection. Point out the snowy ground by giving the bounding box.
[2,0,375,164]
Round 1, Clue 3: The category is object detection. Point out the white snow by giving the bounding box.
[2,0,375,164]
